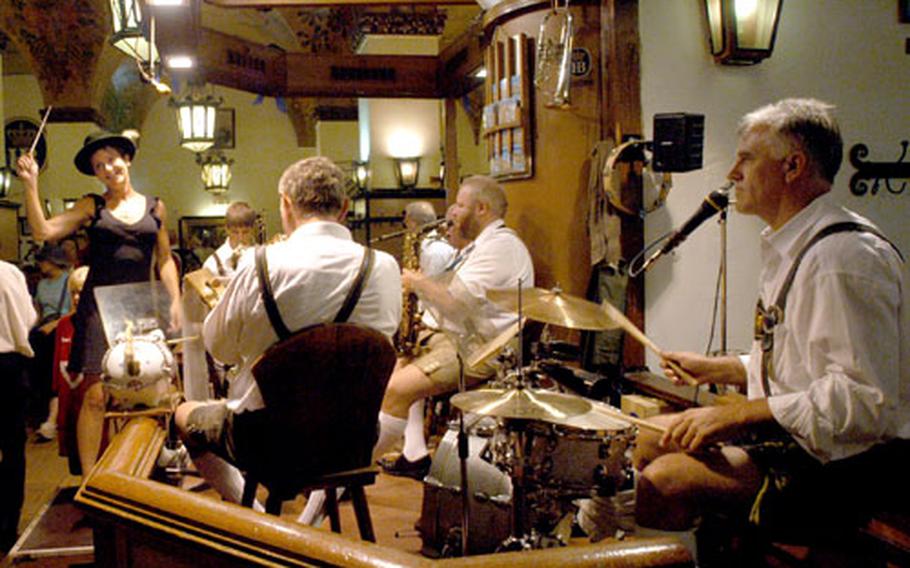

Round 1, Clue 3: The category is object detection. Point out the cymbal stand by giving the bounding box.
[719,206,728,354]
[497,418,534,552]
[456,353,471,556]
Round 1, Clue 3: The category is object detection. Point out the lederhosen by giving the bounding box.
[745,222,908,536]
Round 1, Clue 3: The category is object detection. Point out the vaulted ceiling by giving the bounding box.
[0,0,483,142]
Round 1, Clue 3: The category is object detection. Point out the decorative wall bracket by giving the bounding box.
[849,141,910,196]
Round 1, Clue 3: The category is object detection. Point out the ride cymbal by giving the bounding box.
[486,287,618,330]
[451,387,592,423]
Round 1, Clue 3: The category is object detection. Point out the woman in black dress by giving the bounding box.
[18,131,181,476]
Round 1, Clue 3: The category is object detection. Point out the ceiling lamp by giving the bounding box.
[197,152,233,195]
[394,157,420,189]
[171,86,221,152]
[110,0,156,61]
[704,0,782,65]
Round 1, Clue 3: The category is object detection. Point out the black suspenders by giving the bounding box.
[755,222,902,397]
[255,245,376,342]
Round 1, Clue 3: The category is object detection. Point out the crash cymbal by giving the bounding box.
[451,387,592,423]
[486,287,619,331]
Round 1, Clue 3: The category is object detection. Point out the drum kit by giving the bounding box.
[418,285,668,557]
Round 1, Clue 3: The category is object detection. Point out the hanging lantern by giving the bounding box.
[110,0,159,63]
[704,0,782,65]
[197,152,233,195]
[171,87,221,152]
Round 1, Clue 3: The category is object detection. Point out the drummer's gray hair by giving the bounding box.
[278,157,346,215]
[739,98,843,183]
[462,175,508,218]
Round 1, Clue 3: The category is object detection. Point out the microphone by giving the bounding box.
[640,182,732,272]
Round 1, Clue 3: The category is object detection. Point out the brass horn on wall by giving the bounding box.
[534,0,574,109]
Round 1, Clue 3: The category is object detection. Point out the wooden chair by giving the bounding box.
[238,323,397,542]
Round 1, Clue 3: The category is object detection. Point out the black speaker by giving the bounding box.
[652,113,705,172]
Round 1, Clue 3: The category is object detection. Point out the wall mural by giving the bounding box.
[849,141,910,196]
[0,0,108,107]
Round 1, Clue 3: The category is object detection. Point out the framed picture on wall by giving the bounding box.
[213,108,235,149]
[901,0,910,22]
[178,216,226,269]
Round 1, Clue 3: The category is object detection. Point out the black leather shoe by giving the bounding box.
[378,454,431,480]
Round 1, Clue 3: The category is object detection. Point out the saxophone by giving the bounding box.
[397,229,422,357]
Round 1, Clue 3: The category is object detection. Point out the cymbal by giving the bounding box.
[486,287,619,330]
[451,387,592,423]
[466,319,521,368]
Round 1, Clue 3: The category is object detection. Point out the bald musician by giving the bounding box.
[375,175,534,478]
[631,99,910,552]
[174,157,401,507]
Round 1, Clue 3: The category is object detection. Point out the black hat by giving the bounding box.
[36,244,71,268]
[73,131,137,176]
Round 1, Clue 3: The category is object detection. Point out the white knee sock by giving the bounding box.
[192,453,264,512]
[296,487,346,526]
[372,412,407,462]
[402,400,428,461]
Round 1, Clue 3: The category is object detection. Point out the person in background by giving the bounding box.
[30,244,72,441]
[630,98,910,560]
[202,201,258,281]
[403,200,455,277]
[17,130,182,477]
[0,260,37,553]
[49,266,89,471]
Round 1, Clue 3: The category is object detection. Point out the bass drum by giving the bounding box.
[417,426,512,557]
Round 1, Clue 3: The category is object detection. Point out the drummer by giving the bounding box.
[375,175,534,479]
[632,99,910,552]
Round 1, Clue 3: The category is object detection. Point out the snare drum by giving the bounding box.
[525,402,635,496]
[417,427,511,557]
[102,329,176,409]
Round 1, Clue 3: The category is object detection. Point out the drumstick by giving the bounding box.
[594,402,668,434]
[600,301,699,387]
[29,106,52,155]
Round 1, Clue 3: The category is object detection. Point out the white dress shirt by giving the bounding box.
[420,234,456,277]
[451,219,535,337]
[745,194,910,462]
[0,261,37,357]
[202,240,249,279]
[203,221,402,413]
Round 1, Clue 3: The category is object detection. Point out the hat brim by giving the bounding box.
[74,135,136,176]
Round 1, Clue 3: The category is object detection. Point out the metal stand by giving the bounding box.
[455,353,471,556]
[719,207,728,354]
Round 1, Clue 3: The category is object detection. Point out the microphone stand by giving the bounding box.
[719,206,728,355]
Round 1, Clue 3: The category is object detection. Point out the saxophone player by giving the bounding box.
[403,201,455,277]
[376,176,534,479]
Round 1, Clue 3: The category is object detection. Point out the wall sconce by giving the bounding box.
[197,151,233,195]
[353,160,370,192]
[704,0,782,65]
[394,157,420,189]
[171,85,221,152]
[0,167,12,199]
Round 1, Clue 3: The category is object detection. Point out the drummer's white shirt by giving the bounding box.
[745,194,910,463]
[203,221,401,413]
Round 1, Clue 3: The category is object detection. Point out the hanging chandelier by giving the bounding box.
[197,152,233,195]
[704,0,783,65]
[171,86,221,152]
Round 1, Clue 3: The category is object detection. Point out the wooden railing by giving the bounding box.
[77,418,692,567]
